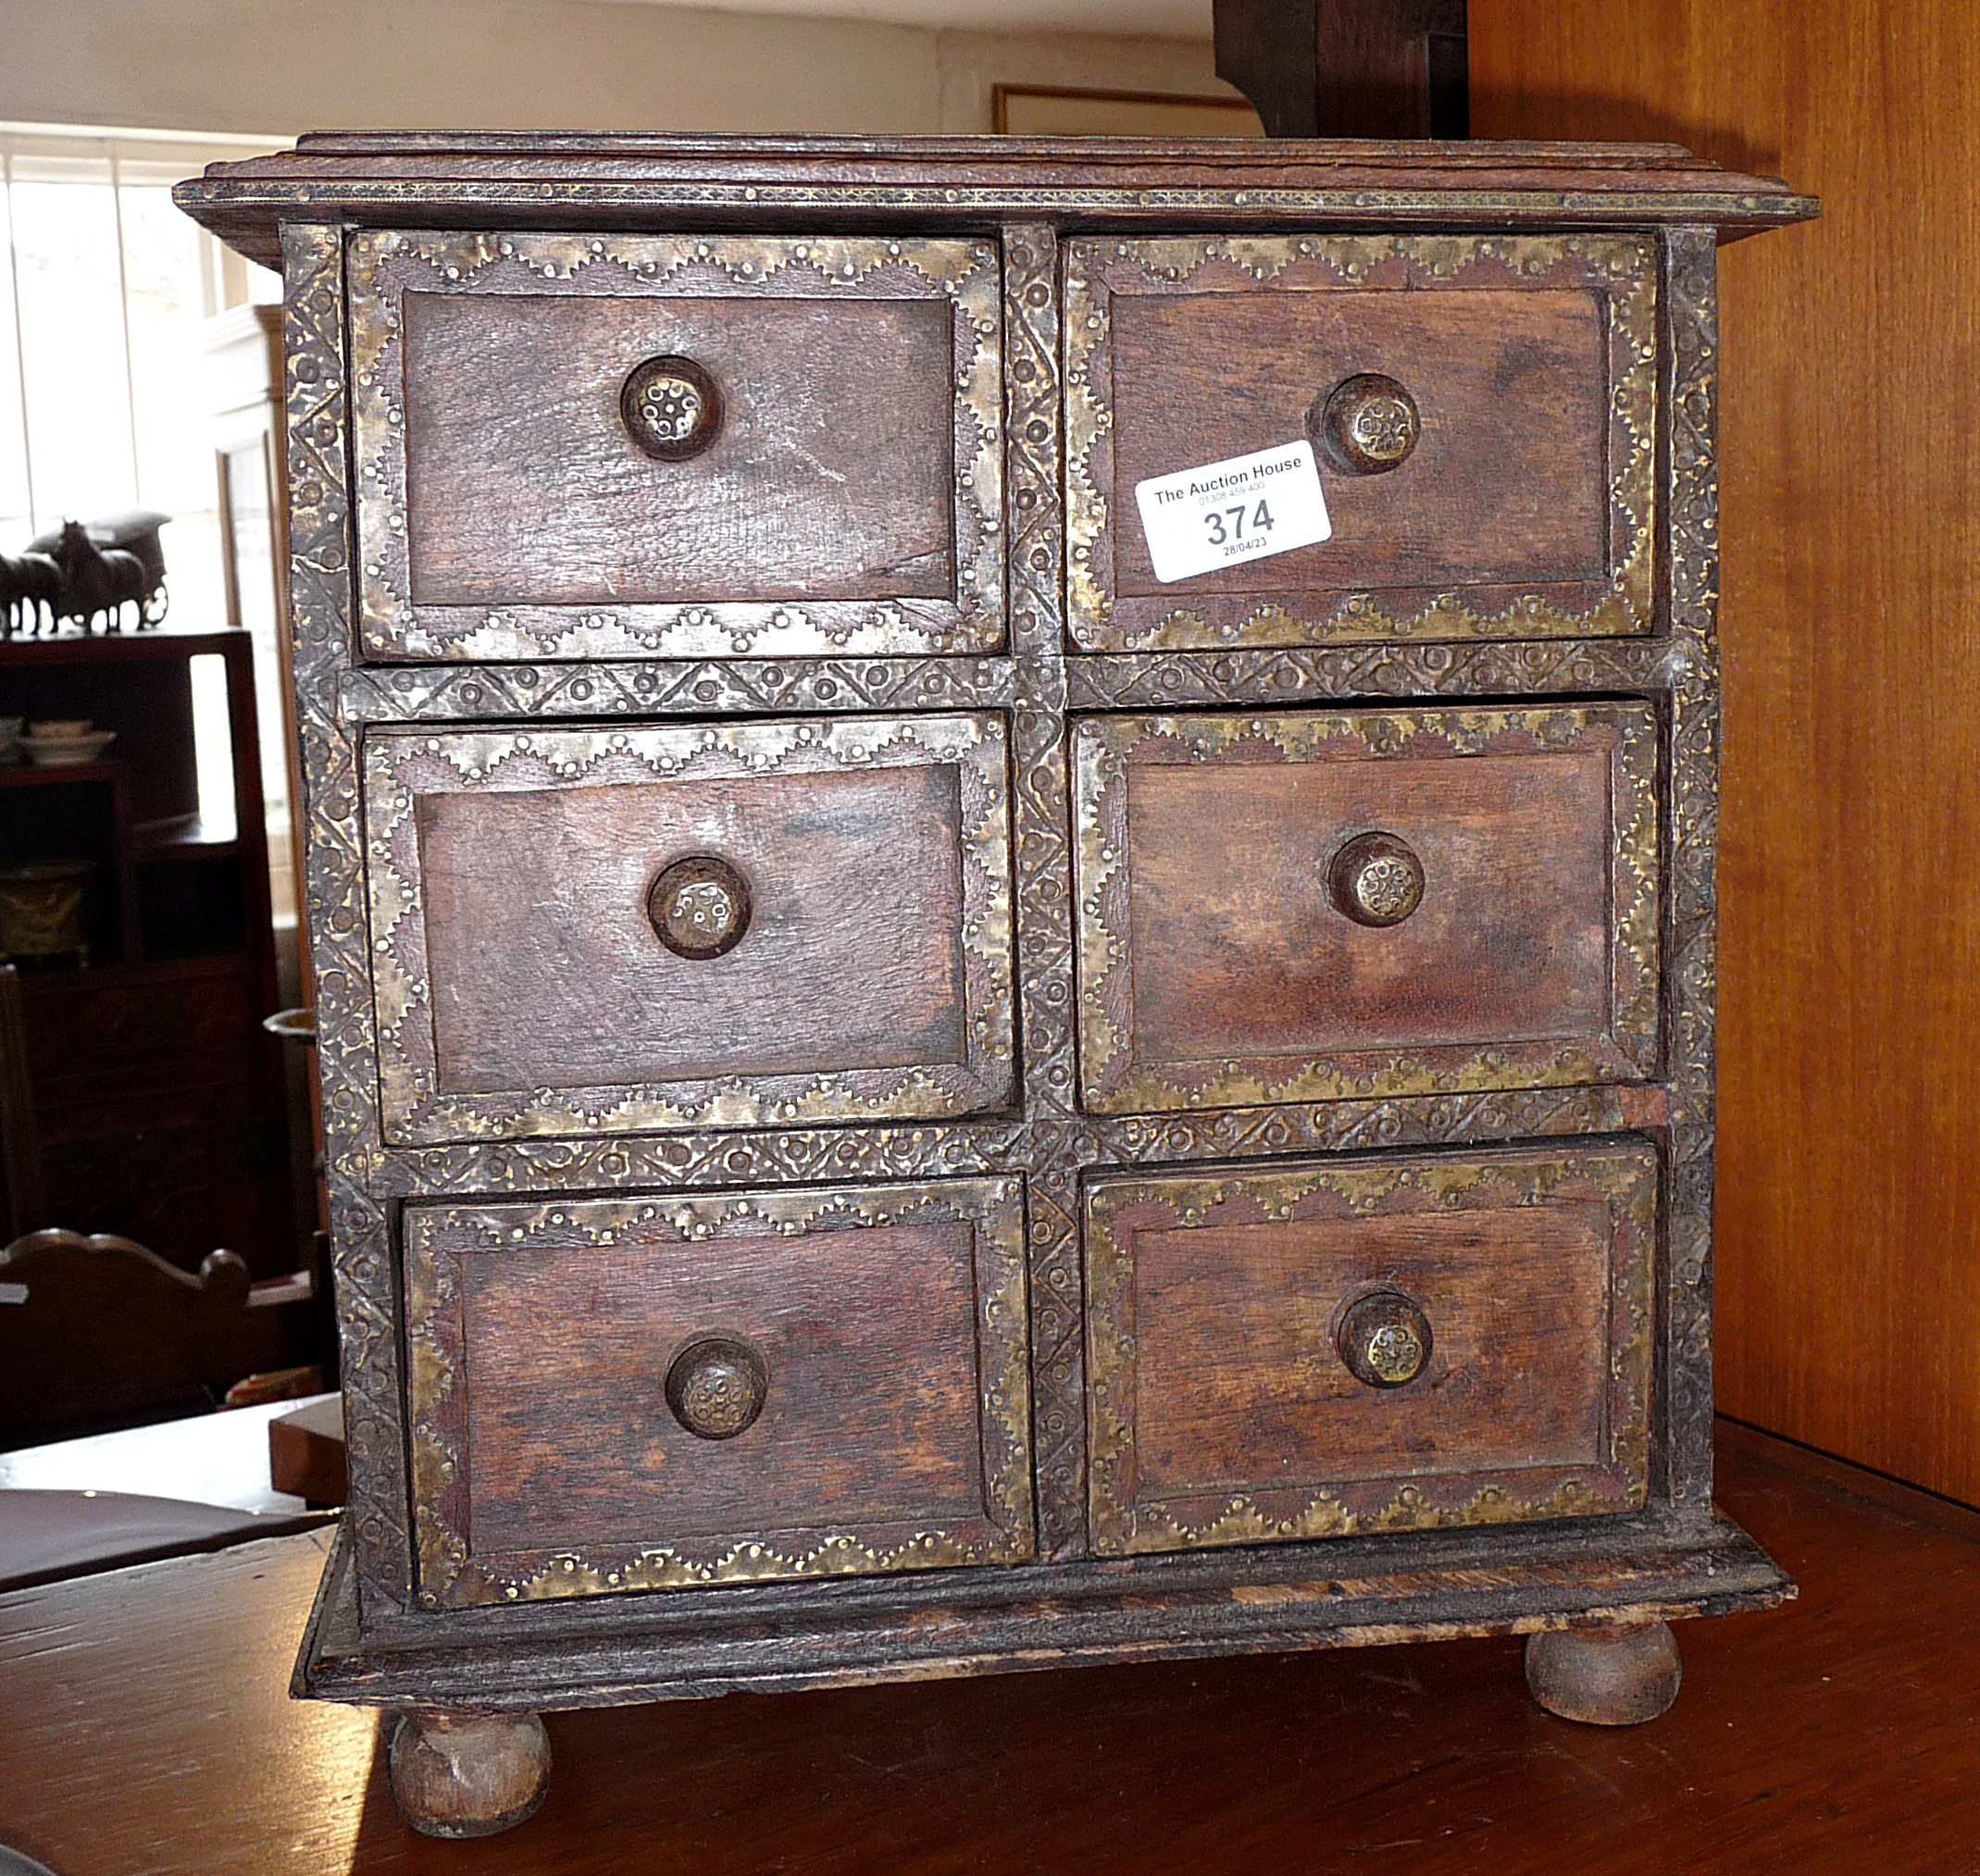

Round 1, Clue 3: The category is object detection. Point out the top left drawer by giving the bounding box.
[347,230,1004,663]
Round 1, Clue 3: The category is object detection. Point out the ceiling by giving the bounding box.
[594,0,1214,40]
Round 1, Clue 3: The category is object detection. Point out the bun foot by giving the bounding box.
[387,1706,551,1838]
[1525,1620,1682,1726]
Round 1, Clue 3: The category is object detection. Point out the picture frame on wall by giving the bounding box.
[992,84,1266,137]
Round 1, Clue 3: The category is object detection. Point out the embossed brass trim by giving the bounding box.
[280,222,420,1608]
[347,229,1003,662]
[1083,1143,1657,1556]
[364,712,1015,1144]
[405,1175,1034,1608]
[1072,703,1660,1116]
[1064,233,1657,652]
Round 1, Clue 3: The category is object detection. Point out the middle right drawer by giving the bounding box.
[1072,703,1659,1115]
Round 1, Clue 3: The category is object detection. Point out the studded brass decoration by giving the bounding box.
[1065,233,1657,652]
[279,222,417,1609]
[1083,1144,1657,1556]
[665,1335,767,1439]
[1661,227,1725,1509]
[1337,1287,1434,1386]
[646,854,751,960]
[1314,373,1420,475]
[348,230,1003,662]
[620,354,723,461]
[1073,703,1661,1116]
[363,712,1015,1144]
[1001,223,1090,1560]
[405,1176,1033,1608]
[1327,830,1426,927]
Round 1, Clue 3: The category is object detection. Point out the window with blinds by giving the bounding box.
[0,125,292,906]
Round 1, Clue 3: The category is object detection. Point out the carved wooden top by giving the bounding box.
[174,135,1816,269]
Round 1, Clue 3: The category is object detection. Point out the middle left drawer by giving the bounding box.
[363,714,1015,1143]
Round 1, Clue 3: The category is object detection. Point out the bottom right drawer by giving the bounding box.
[1083,1140,1657,1557]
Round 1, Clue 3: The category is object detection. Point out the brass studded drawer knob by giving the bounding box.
[665,1335,767,1440]
[1313,372,1421,475]
[1327,830,1425,927]
[621,354,724,461]
[647,854,752,960]
[1337,1287,1434,1388]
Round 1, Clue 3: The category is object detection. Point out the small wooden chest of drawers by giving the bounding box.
[176,134,1815,1838]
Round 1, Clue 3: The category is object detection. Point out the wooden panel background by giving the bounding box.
[1471,3,1980,1504]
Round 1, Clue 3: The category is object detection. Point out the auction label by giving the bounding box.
[1133,440,1332,584]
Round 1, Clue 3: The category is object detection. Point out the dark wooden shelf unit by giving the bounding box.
[0,625,291,1276]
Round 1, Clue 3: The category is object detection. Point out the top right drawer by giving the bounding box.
[1064,234,1656,653]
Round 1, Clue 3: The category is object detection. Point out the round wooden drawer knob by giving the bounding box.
[665,1335,768,1440]
[1327,830,1425,927]
[1337,1287,1434,1388]
[621,354,724,461]
[647,853,752,960]
[1313,372,1420,475]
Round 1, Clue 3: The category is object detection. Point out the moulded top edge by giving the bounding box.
[172,133,1817,272]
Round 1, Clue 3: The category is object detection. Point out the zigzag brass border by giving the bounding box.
[1071,702,1662,1115]
[1083,1142,1657,1556]
[347,229,1003,662]
[1064,232,1657,652]
[363,713,1015,1144]
[405,1176,1034,1608]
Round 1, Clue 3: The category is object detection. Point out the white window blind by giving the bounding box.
[0,126,290,893]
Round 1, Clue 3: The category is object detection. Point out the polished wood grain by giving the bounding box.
[1109,283,1607,595]
[1471,0,1980,1508]
[0,1423,1972,1875]
[414,762,965,1093]
[403,290,956,607]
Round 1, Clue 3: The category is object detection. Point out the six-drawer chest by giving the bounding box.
[175,133,1817,1837]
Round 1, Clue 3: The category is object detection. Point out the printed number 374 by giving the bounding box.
[1204,501,1275,547]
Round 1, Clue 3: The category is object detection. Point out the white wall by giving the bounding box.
[0,0,1227,138]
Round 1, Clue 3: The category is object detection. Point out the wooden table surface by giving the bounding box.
[1,1421,1974,1875]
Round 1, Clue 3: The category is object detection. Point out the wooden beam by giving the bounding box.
[1215,0,1467,138]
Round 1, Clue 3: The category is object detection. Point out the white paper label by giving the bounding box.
[1133,441,1332,584]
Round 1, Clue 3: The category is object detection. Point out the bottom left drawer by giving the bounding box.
[403,1176,1034,1609]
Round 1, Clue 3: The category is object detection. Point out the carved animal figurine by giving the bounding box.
[50,520,150,633]
[7,551,61,635]
[18,550,60,637]
[26,510,169,628]
[0,553,22,636]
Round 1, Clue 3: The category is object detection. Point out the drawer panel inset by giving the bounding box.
[365,714,1013,1142]
[405,1177,1033,1608]
[1084,1142,1657,1557]
[1065,233,1655,652]
[1073,703,1659,1114]
[349,229,1002,661]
